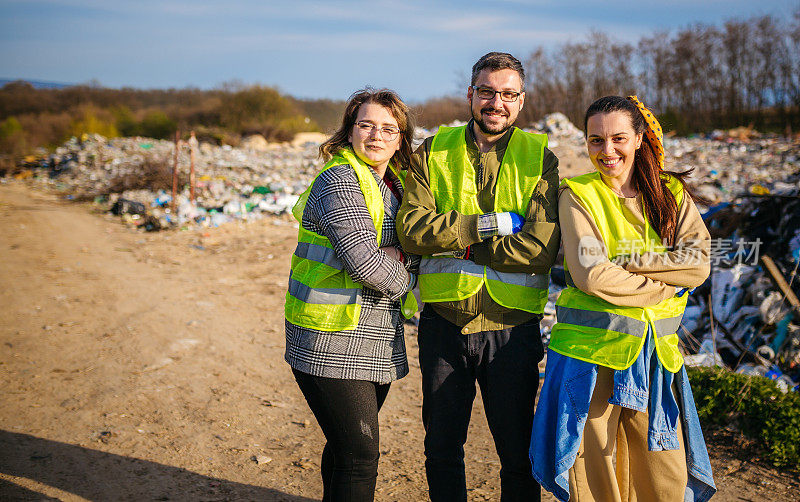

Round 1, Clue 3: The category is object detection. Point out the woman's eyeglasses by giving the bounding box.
[355,121,401,141]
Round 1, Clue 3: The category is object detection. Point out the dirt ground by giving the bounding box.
[1,180,798,501]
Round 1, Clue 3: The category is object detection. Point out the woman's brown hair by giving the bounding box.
[584,96,699,247]
[319,87,415,171]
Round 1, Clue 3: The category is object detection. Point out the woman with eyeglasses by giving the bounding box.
[531,96,716,501]
[284,87,419,501]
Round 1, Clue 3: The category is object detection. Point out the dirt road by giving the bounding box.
[1,181,796,501]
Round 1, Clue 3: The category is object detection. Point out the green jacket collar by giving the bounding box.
[465,119,516,155]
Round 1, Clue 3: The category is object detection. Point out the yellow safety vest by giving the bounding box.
[418,125,550,313]
[284,148,418,332]
[549,172,688,372]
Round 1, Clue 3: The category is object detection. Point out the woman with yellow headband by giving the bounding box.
[531,96,716,501]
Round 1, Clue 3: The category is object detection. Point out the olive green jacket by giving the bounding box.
[397,121,560,332]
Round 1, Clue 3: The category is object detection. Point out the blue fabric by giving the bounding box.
[530,331,716,502]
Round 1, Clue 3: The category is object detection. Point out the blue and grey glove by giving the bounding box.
[478,212,524,239]
[498,212,525,235]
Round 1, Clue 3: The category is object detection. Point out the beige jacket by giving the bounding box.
[559,183,711,308]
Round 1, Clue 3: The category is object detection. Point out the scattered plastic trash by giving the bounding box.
[685,352,725,367]
[111,198,146,216]
[530,113,584,141]
[678,172,800,392]
[711,264,756,325]
[20,133,323,230]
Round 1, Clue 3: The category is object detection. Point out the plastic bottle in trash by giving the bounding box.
[754,365,770,376]
[210,212,228,227]
[153,191,172,207]
[764,365,783,380]
[775,375,796,394]
[736,364,766,377]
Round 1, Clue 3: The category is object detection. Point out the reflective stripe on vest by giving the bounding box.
[487,267,550,289]
[294,241,343,270]
[421,256,484,277]
[549,172,688,372]
[285,148,418,332]
[555,305,646,338]
[418,125,550,313]
[287,276,362,305]
[654,315,684,338]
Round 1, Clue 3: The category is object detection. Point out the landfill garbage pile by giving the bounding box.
[680,183,800,392]
[20,134,323,229]
[9,123,800,232]
[413,120,467,148]
[413,113,585,146]
[529,112,585,143]
[666,136,800,205]
[671,140,800,391]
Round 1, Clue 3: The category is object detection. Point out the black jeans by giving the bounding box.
[418,304,544,502]
[292,368,390,502]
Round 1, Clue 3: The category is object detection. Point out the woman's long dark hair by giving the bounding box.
[319,87,415,171]
[584,96,698,247]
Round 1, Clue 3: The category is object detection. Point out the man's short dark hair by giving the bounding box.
[471,52,525,87]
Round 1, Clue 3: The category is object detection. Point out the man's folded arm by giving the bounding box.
[471,150,560,274]
[397,141,481,254]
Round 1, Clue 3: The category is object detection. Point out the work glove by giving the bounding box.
[478,212,524,239]
[498,212,525,235]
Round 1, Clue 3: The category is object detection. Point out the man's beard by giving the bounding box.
[472,106,512,135]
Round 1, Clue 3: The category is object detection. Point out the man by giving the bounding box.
[397,52,560,501]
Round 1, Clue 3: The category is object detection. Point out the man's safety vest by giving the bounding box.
[284,148,417,332]
[549,172,688,372]
[418,125,550,314]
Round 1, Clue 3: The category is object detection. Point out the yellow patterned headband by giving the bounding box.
[627,95,664,170]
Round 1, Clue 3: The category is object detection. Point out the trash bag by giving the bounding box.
[110,198,146,216]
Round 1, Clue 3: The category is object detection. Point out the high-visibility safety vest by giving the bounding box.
[284,147,418,332]
[549,172,688,373]
[418,125,550,314]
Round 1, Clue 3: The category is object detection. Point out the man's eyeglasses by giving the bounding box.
[471,86,522,103]
[354,121,401,141]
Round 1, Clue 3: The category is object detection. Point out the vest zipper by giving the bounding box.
[477,151,485,187]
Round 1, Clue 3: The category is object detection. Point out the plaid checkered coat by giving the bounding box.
[285,163,419,384]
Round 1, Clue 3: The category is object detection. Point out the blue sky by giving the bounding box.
[1,0,798,101]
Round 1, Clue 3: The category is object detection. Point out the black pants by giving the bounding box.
[418,304,544,502]
[292,368,390,502]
